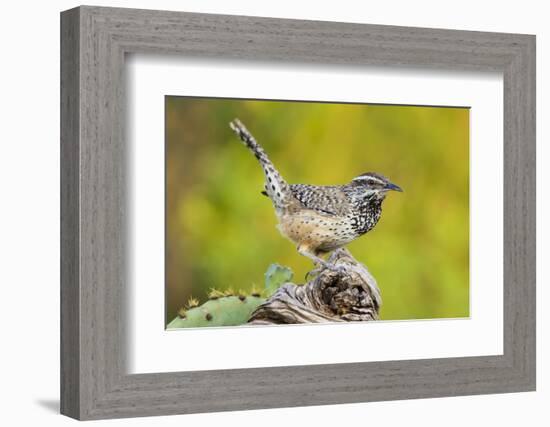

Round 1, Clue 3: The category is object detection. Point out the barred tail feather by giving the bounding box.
[229,119,290,211]
[229,119,268,163]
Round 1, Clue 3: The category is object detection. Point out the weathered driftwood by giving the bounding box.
[248,248,381,325]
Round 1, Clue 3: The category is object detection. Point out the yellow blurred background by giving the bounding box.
[165,96,469,324]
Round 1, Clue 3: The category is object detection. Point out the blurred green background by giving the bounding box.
[165,96,469,324]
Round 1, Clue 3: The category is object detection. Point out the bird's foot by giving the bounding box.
[305,262,351,280]
[305,266,323,280]
[325,262,354,276]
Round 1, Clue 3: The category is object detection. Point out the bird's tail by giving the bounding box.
[229,118,291,211]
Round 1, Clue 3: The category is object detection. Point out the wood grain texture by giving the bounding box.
[60,5,536,420]
[249,249,382,324]
[60,7,81,419]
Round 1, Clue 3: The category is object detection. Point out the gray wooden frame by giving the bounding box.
[60,5,536,420]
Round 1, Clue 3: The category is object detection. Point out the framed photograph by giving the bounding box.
[60,6,535,420]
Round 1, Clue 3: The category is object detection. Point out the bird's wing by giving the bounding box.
[289,184,351,216]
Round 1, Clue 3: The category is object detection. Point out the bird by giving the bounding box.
[229,118,402,273]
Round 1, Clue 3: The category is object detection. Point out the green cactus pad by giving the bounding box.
[167,295,265,329]
[167,264,294,329]
[264,263,293,296]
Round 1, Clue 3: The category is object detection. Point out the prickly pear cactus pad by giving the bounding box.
[167,264,295,329]
[264,264,293,296]
[167,295,266,329]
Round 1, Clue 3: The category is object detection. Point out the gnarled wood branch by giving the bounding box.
[248,248,381,325]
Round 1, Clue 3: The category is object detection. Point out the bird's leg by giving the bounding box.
[297,245,330,268]
[298,245,350,278]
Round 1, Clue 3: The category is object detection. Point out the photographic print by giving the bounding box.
[166,97,469,329]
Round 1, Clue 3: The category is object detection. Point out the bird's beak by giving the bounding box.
[385,182,403,192]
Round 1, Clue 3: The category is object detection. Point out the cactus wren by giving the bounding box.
[229,119,402,272]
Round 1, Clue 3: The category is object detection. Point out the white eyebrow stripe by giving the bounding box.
[352,175,386,185]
